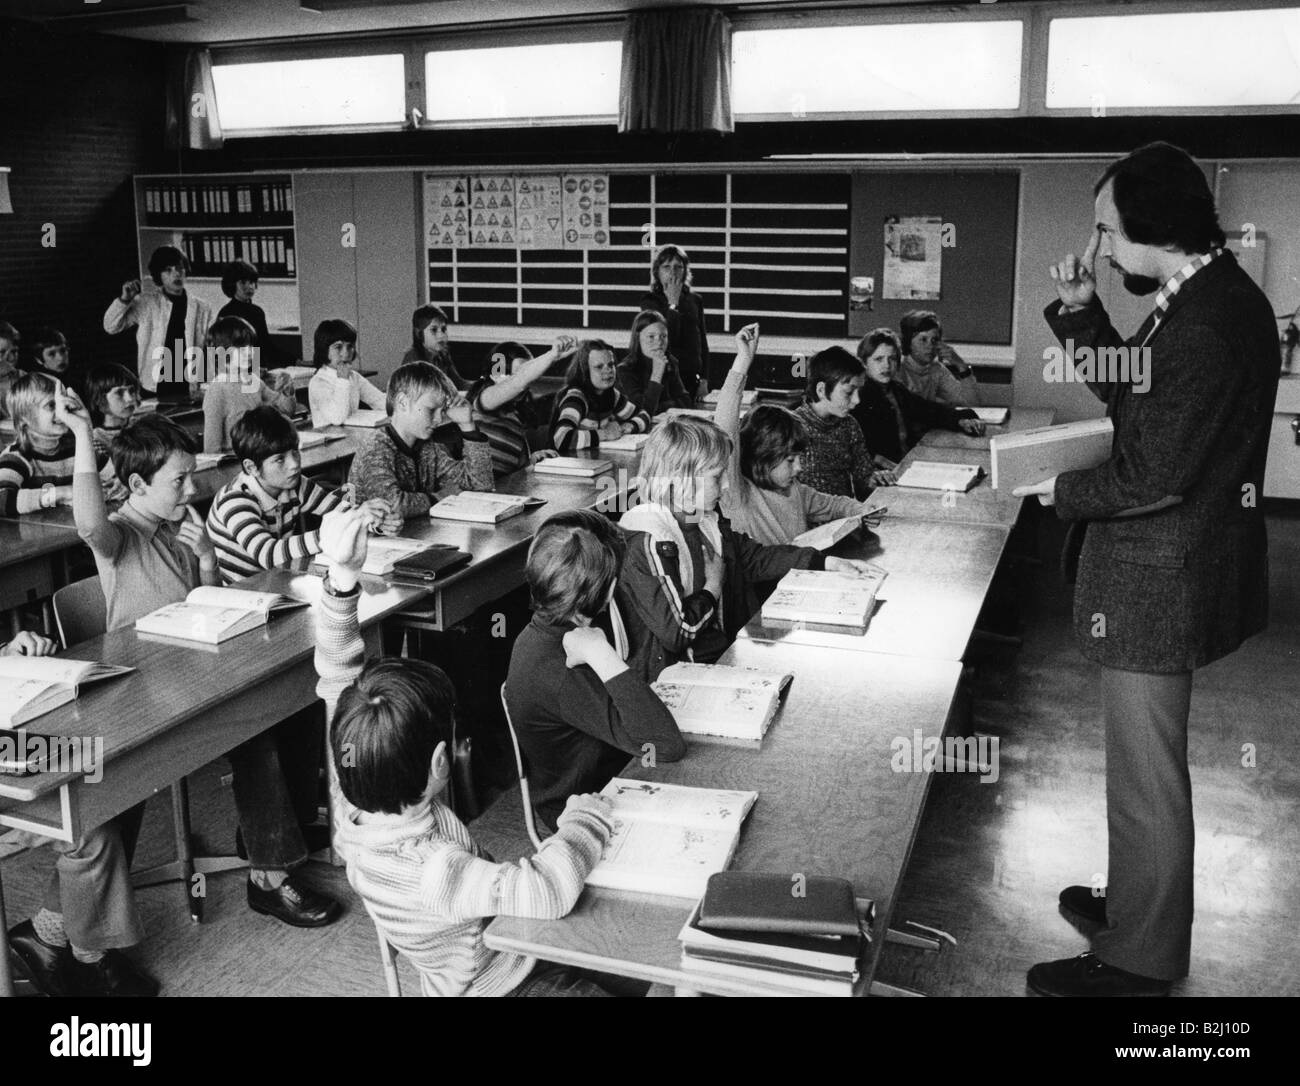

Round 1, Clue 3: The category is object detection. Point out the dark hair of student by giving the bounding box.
[741,405,809,492]
[330,657,457,816]
[1095,141,1227,255]
[621,309,671,381]
[82,363,142,426]
[206,315,257,351]
[562,339,617,397]
[0,320,19,345]
[898,311,941,358]
[804,345,866,404]
[410,304,450,361]
[220,259,260,299]
[111,412,197,485]
[485,340,532,376]
[649,244,693,290]
[311,319,358,367]
[857,327,903,365]
[147,246,190,285]
[232,405,299,468]
[526,509,624,625]
[27,326,67,367]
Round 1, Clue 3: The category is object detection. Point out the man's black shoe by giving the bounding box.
[247,874,342,928]
[1027,952,1170,997]
[8,920,73,997]
[68,951,160,997]
[1059,884,1107,924]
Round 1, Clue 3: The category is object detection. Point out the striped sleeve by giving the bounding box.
[419,801,612,923]
[208,487,324,582]
[550,389,595,452]
[298,475,341,518]
[0,447,38,516]
[623,532,717,655]
[611,390,650,433]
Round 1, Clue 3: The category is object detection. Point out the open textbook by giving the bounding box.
[0,657,133,729]
[651,662,793,743]
[584,779,758,900]
[760,567,888,631]
[134,586,308,645]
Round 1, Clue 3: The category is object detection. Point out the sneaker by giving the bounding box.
[1027,952,1169,997]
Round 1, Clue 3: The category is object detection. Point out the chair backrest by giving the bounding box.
[449,736,479,822]
[52,576,107,649]
[499,683,544,850]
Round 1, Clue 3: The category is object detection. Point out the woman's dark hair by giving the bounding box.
[410,304,449,361]
[898,311,941,357]
[330,657,457,815]
[147,246,190,285]
[1096,141,1226,255]
[312,319,358,367]
[620,309,672,381]
[804,346,865,404]
[221,260,259,299]
[562,339,617,397]
[741,405,808,492]
[650,244,693,291]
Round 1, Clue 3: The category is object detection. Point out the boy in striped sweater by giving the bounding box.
[0,372,121,516]
[206,406,399,583]
[315,507,619,997]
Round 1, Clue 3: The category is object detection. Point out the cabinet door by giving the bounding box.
[294,173,357,364]
[353,172,420,387]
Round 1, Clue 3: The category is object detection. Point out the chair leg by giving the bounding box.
[378,928,401,998]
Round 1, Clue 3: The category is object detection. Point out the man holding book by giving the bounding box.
[1015,143,1279,997]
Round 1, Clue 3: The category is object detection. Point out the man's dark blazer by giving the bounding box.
[852,379,978,462]
[1046,251,1280,673]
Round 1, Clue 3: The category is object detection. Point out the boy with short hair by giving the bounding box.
[348,361,494,519]
[21,326,75,382]
[0,373,119,516]
[793,346,888,499]
[62,399,343,928]
[507,509,685,830]
[207,405,399,583]
[316,507,619,997]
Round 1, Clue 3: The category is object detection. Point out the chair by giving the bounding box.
[369,907,402,997]
[498,683,544,850]
[52,576,246,924]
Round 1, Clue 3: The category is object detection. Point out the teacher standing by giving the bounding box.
[1016,142,1279,997]
[639,244,709,397]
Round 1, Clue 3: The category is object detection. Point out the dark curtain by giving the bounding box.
[619,7,733,134]
[165,48,224,151]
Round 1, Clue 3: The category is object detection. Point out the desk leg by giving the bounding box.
[0,870,13,997]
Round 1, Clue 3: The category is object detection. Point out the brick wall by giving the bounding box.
[0,18,170,372]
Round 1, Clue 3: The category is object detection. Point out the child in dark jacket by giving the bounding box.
[506,509,684,830]
[616,416,879,681]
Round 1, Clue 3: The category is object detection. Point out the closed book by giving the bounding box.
[680,900,865,976]
[790,514,862,551]
[990,416,1114,491]
[533,457,613,478]
[651,662,792,744]
[342,410,389,428]
[698,871,863,938]
[894,461,984,492]
[760,567,886,631]
[390,547,472,583]
[598,432,650,452]
[678,950,855,997]
[428,491,536,524]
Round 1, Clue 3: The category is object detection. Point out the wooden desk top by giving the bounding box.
[738,518,1011,662]
[0,518,83,567]
[882,443,1026,528]
[917,405,1057,450]
[486,647,963,994]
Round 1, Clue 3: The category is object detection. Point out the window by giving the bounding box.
[212,55,405,131]
[732,21,1023,117]
[424,40,622,125]
[1047,9,1300,109]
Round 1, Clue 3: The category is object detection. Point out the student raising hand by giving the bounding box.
[319,505,370,590]
[2,630,58,656]
[734,322,760,368]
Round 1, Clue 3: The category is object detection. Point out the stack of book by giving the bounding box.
[678,872,870,996]
[650,662,793,745]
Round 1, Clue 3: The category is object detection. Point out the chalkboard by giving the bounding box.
[427,170,851,340]
[848,171,1019,345]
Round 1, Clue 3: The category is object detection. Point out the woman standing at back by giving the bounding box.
[639,244,709,398]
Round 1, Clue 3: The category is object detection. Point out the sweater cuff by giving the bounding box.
[458,429,487,442]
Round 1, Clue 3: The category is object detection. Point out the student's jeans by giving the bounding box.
[226,703,324,871]
[42,803,147,950]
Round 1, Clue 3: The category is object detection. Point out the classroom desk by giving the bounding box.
[0,519,81,636]
[737,518,1011,662]
[917,405,1057,450]
[880,444,1024,529]
[484,644,964,996]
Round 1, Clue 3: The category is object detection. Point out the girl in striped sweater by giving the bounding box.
[0,372,120,516]
[315,507,619,997]
[548,339,650,453]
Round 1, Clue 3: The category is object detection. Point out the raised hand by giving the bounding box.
[1049,228,1100,309]
[319,506,370,580]
[550,334,578,360]
[733,323,760,368]
[120,278,142,304]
